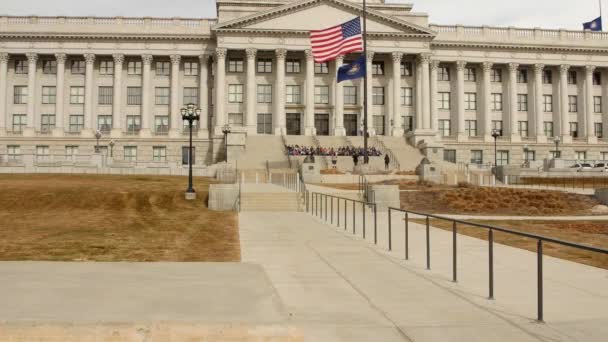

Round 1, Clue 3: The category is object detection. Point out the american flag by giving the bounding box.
[310,17,363,63]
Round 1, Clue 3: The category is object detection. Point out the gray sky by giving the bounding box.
[0,0,605,30]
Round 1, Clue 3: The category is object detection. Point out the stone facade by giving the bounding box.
[2,0,608,166]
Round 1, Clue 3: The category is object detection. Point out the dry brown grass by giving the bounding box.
[0,174,240,262]
[320,169,345,175]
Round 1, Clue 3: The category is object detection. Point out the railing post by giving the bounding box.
[374,204,377,245]
[537,239,544,322]
[426,216,430,270]
[344,199,347,231]
[337,197,340,227]
[352,200,356,234]
[331,196,334,225]
[362,202,366,239]
[388,208,392,251]
[306,191,309,213]
[453,221,457,283]
[325,195,328,222]
[489,229,494,300]
[405,212,409,260]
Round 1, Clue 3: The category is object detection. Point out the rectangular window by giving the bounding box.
[127,61,142,75]
[286,59,301,73]
[525,150,536,162]
[593,72,602,85]
[127,87,142,105]
[492,93,503,111]
[7,145,21,161]
[465,120,477,137]
[257,113,272,134]
[344,86,357,105]
[602,152,608,161]
[544,121,554,137]
[71,60,85,74]
[594,96,602,113]
[438,66,450,81]
[65,145,78,156]
[439,119,451,137]
[443,150,456,163]
[228,84,244,103]
[401,87,413,106]
[517,94,528,112]
[99,60,114,75]
[465,92,477,110]
[257,59,272,73]
[155,61,171,76]
[153,146,167,162]
[36,145,50,158]
[568,70,577,85]
[183,117,199,133]
[41,86,56,104]
[182,146,196,165]
[491,68,502,82]
[470,150,483,164]
[497,150,509,166]
[315,86,329,104]
[97,115,112,133]
[69,115,84,133]
[154,116,169,134]
[12,114,26,133]
[464,67,476,82]
[15,60,28,74]
[518,121,529,137]
[373,115,385,135]
[228,59,244,73]
[42,60,57,74]
[41,114,55,132]
[124,146,137,162]
[492,120,503,136]
[286,85,301,104]
[372,87,385,105]
[402,116,413,132]
[14,86,27,104]
[542,70,552,84]
[401,62,413,76]
[372,62,384,75]
[569,95,578,112]
[126,115,141,134]
[438,92,451,110]
[595,122,603,138]
[184,61,199,76]
[315,62,329,74]
[155,87,170,105]
[184,87,199,105]
[257,84,273,103]
[228,113,244,126]
[70,87,85,104]
[576,151,587,161]
[543,95,553,112]
[98,86,113,105]
[570,122,579,138]
[517,69,528,83]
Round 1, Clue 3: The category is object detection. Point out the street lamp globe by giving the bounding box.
[491,129,500,139]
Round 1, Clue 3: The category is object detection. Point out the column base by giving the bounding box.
[305,127,316,136]
[535,135,547,144]
[333,127,346,136]
[274,127,286,136]
[51,128,65,138]
[509,134,521,143]
[587,136,598,144]
[561,135,573,144]
[391,127,404,137]
[110,129,123,138]
[185,191,197,200]
[243,125,257,136]
[22,127,36,137]
[169,129,181,139]
[367,128,377,137]
[139,129,152,138]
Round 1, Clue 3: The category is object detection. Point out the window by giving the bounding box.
[593,72,602,85]
[286,60,301,73]
[575,151,587,161]
[439,119,451,137]
[544,121,554,137]
[71,60,85,74]
[595,122,603,138]
[543,95,553,112]
[518,121,529,137]
[315,62,329,74]
[438,66,450,81]
[594,96,602,113]
[154,116,169,134]
[7,145,21,162]
[98,115,112,133]
[373,115,385,135]
[228,84,244,103]
[127,61,142,75]
[569,122,579,138]
[491,68,502,82]
[517,94,528,112]
[401,87,413,106]
[497,150,509,166]
[98,86,113,105]
[70,87,85,104]
[65,145,78,156]
[124,146,137,162]
[43,60,57,74]
[183,118,198,133]
[228,59,244,73]
[153,146,167,162]
[465,120,477,136]
[438,92,451,110]
[14,86,27,104]
[42,86,56,104]
[36,146,50,159]
[492,93,503,111]
[228,113,244,126]
[470,150,483,164]
[465,93,477,110]
[127,87,142,105]
[569,95,578,112]
[184,61,199,76]
[257,113,272,134]
[492,120,503,136]
[12,114,26,133]
[568,70,577,85]
[542,70,552,84]
[524,150,536,162]
[184,87,199,105]
[257,84,273,103]
[401,62,413,76]
[402,116,413,132]
[372,62,384,75]
[154,87,170,105]
[15,60,28,74]
[517,69,528,83]
[464,67,476,82]
[126,116,141,134]
[156,61,171,76]
[344,86,357,105]
[99,60,113,75]
[41,114,55,132]
[315,86,329,104]
[257,59,272,73]
[69,115,84,133]
[372,87,385,105]
[182,146,196,165]
[443,150,456,163]
[286,85,301,104]
[602,152,608,161]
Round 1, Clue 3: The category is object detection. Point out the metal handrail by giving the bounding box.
[370,136,401,170]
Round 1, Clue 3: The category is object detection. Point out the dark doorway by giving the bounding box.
[286,113,301,135]
[344,114,358,136]
[315,114,329,136]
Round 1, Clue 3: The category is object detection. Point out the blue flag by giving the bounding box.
[583,16,603,31]
[337,55,366,83]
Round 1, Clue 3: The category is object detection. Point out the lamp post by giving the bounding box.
[491,129,500,170]
[94,130,102,153]
[554,136,561,159]
[181,103,201,200]
[222,124,231,163]
[523,144,529,167]
[109,140,115,158]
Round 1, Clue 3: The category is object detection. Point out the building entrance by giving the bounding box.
[286,113,301,135]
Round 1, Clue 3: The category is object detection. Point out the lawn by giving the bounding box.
[0,174,240,262]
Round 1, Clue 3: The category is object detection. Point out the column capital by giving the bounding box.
[366,50,375,61]
[55,53,67,64]
[84,53,96,65]
[215,48,227,60]
[199,53,210,63]
[26,52,38,64]
[245,48,257,60]
[508,62,519,72]
[170,54,181,66]
[586,65,596,74]
[391,52,403,63]
[142,54,154,65]
[305,49,314,61]
[560,64,570,73]
[534,63,545,74]
[112,53,124,65]
[455,60,466,71]
[275,48,287,59]
[418,53,431,64]
[482,62,493,72]
[430,60,440,70]
[0,52,8,63]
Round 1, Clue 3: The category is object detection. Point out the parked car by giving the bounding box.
[571,163,594,171]
[594,163,608,172]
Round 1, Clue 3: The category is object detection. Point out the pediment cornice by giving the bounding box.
[217,28,433,40]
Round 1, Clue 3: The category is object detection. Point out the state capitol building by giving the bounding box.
[1,0,608,167]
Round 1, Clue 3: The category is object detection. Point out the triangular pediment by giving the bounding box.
[214,0,435,36]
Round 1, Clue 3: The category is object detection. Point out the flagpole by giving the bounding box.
[363,0,369,164]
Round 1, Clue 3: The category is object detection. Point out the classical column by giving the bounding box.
[420,54,431,130]
[508,62,520,142]
[24,53,38,136]
[391,52,403,136]
[274,48,287,135]
[334,56,345,136]
[304,50,315,136]
[455,60,466,140]
[140,54,153,137]
[0,53,9,135]
[533,64,545,142]
[585,65,597,143]
[83,53,95,137]
[53,53,67,137]
[111,54,124,137]
[482,62,493,142]
[245,48,257,134]
[199,54,210,134]
[214,48,227,135]
[365,50,375,135]
[559,64,571,142]
[430,60,439,133]
[169,54,181,137]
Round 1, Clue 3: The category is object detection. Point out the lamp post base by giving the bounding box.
[185,192,197,200]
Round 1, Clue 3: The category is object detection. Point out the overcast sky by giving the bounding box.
[0,0,605,30]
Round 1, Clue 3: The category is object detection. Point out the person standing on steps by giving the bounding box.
[353,153,359,167]
[384,154,390,170]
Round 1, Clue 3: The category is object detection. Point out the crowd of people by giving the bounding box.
[286,145,383,157]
